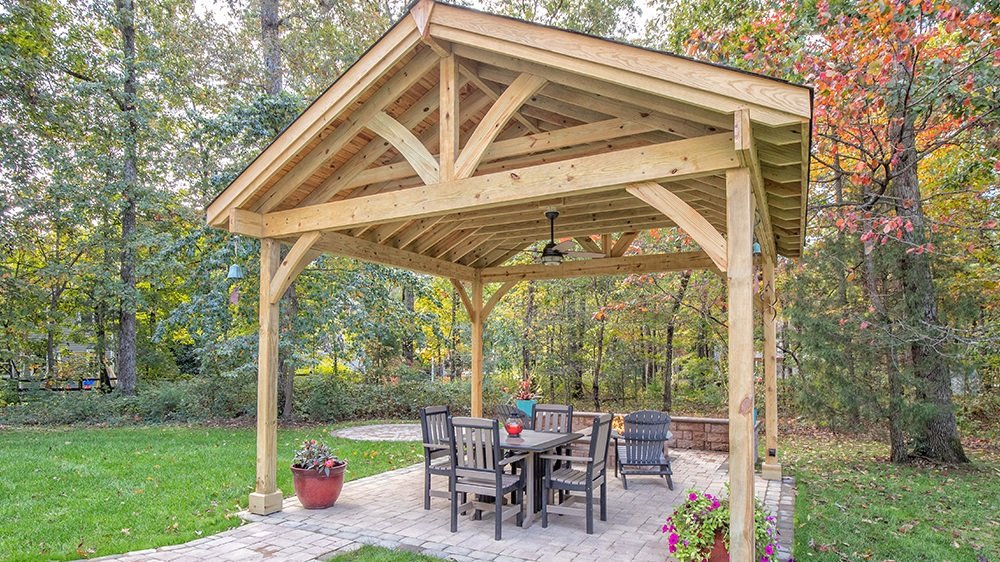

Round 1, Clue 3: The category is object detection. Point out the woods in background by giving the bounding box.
[1,0,996,465]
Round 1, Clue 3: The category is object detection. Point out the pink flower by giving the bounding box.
[324,459,334,468]
[689,493,698,501]
[709,499,720,511]
[668,533,679,545]
[765,544,774,556]
[661,524,669,533]
[669,544,676,554]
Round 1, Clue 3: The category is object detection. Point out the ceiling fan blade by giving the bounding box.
[553,240,576,252]
[563,251,606,259]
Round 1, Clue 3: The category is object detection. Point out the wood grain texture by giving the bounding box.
[255,239,281,502]
[367,111,439,184]
[480,252,714,282]
[268,232,322,304]
[625,181,728,272]
[311,231,475,280]
[726,167,756,561]
[262,134,738,237]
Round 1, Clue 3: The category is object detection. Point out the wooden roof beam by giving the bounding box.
[260,133,739,238]
[253,49,441,214]
[626,181,728,271]
[480,252,715,282]
[431,7,809,125]
[312,231,475,281]
[734,109,776,261]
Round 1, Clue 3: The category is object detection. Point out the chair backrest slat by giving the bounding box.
[450,416,501,478]
[419,405,451,460]
[587,413,614,475]
[532,404,574,434]
[622,410,671,463]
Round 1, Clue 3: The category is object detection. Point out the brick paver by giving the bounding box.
[330,423,422,441]
[92,450,795,561]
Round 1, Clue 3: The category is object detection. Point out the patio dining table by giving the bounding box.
[498,429,582,529]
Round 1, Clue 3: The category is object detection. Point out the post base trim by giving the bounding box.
[761,462,782,481]
[248,490,284,515]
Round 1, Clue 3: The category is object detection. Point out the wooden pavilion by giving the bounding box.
[207,1,811,559]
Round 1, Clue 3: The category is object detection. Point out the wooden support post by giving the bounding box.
[726,168,755,561]
[470,275,484,417]
[439,54,459,183]
[249,238,283,515]
[761,258,782,480]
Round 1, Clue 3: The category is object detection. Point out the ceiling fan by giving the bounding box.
[536,210,606,266]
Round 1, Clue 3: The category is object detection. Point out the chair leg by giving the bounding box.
[424,469,431,510]
[495,497,502,541]
[541,482,549,528]
[515,487,524,527]
[621,472,629,490]
[600,481,607,521]
[666,474,674,490]
[585,487,594,534]
[450,488,458,533]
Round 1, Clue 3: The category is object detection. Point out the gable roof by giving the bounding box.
[207,0,811,263]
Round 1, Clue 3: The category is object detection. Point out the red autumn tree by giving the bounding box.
[685,0,998,463]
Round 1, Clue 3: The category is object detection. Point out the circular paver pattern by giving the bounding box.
[330,423,422,441]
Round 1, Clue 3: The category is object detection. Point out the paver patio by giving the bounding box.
[93,449,794,562]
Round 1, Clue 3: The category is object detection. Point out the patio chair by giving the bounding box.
[540,413,613,534]
[495,404,529,429]
[532,403,574,433]
[614,410,673,490]
[448,417,527,540]
[419,405,452,510]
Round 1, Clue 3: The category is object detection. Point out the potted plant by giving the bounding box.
[511,378,539,417]
[660,488,779,562]
[290,439,348,509]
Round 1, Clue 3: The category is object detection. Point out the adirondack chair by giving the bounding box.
[448,417,527,540]
[419,405,452,510]
[540,413,613,534]
[614,410,673,490]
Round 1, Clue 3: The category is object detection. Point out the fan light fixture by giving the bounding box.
[541,211,563,266]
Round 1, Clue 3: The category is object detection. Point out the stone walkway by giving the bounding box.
[330,423,422,441]
[93,449,795,562]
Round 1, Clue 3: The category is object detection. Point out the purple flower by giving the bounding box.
[765,544,774,556]
[668,533,679,545]
[689,492,698,501]
[709,499,720,511]
[669,544,676,554]
[761,557,770,562]
[661,524,669,533]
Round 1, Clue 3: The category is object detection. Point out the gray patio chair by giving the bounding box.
[540,413,613,534]
[448,417,527,540]
[614,409,673,490]
[419,405,452,510]
[532,403,574,433]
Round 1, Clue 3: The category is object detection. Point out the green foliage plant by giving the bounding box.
[292,439,344,475]
[661,488,778,561]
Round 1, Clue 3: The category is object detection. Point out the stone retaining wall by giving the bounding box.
[570,412,730,452]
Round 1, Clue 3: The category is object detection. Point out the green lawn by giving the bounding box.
[0,424,421,562]
[783,433,999,561]
[327,546,440,561]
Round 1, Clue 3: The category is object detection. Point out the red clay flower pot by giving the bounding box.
[707,530,729,562]
[291,462,347,509]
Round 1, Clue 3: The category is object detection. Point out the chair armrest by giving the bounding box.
[540,454,592,463]
[498,453,529,466]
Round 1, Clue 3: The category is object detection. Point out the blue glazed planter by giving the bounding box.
[515,399,537,417]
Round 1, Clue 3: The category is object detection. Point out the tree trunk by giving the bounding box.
[521,281,535,380]
[402,284,415,365]
[279,285,298,421]
[261,0,282,95]
[592,319,605,410]
[890,104,967,463]
[115,0,138,396]
[663,271,691,411]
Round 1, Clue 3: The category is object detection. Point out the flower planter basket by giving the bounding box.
[291,462,347,509]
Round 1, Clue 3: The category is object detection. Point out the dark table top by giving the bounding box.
[498,429,582,452]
